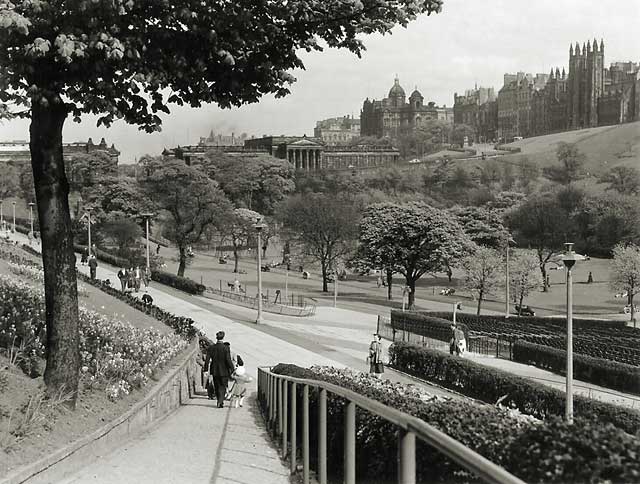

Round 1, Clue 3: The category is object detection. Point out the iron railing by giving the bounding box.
[204,286,316,317]
[257,367,525,484]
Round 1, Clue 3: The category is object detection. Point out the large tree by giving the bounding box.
[450,205,509,249]
[356,201,472,308]
[224,207,262,273]
[507,193,567,292]
[0,162,20,200]
[279,194,360,292]
[142,159,231,276]
[0,0,442,403]
[599,166,640,195]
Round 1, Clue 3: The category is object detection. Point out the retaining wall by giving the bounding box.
[1,342,198,484]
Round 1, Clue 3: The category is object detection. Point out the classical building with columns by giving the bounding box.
[243,135,399,171]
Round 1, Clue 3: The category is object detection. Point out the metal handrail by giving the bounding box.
[203,286,316,317]
[257,367,526,484]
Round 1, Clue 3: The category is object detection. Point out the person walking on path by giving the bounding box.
[587,271,594,284]
[196,338,214,399]
[88,255,98,280]
[142,267,150,290]
[367,333,384,378]
[228,363,252,408]
[81,246,89,265]
[128,267,136,293]
[134,266,142,292]
[204,331,235,408]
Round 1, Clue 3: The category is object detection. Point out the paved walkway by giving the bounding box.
[6,231,640,483]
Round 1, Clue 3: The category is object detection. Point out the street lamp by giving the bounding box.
[12,201,16,232]
[140,213,153,276]
[254,218,267,324]
[28,202,35,236]
[0,200,4,232]
[84,209,92,256]
[561,242,585,424]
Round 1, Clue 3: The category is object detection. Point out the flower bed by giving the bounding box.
[389,342,640,436]
[0,275,188,399]
[272,364,640,483]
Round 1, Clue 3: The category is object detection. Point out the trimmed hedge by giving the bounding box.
[150,270,205,295]
[513,340,640,395]
[74,243,132,268]
[272,364,640,483]
[424,310,627,330]
[271,364,528,483]
[389,342,640,436]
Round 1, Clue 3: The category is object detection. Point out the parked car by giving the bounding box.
[514,304,535,316]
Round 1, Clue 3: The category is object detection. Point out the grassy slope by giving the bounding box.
[500,121,640,175]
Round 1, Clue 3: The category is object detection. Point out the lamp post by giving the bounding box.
[254,219,267,324]
[12,201,16,232]
[333,268,338,308]
[28,202,35,235]
[0,200,3,231]
[562,242,583,424]
[141,213,153,276]
[505,237,510,318]
[86,209,92,256]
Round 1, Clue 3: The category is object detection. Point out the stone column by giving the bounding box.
[295,149,300,170]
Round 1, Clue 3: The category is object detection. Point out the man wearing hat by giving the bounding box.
[204,331,235,407]
[367,333,384,378]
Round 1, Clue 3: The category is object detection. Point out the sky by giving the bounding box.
[0,0,638,163]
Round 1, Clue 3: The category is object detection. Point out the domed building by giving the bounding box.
[360,77,453,138]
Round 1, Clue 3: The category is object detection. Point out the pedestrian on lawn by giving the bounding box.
[367,333,384,378]
[117,267,126,292]
[88,255,98,280]
[204,331,235,408]
[376,275,382,288]
[156,243,161,255]
[587,271,594,284]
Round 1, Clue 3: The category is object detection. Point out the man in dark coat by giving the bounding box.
[88,255,98,280]
[204,331,235,408]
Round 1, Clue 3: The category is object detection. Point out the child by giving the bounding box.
[228,365,252,408]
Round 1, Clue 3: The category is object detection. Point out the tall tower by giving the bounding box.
[585,38,605,126]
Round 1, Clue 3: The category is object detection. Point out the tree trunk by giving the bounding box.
[30,99,79,407]
[177,246,187,277]
[386,268,393,300]
[233,244,239,273]
[477,289,483,315]
[407,278,416,309]
[630,291,635,323]
[321,261,328,293]
[540,263,548,292]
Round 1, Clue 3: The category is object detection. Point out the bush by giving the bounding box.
[503,417,640,483]
[389,342,640,436]
[74,243,131,268]
[513,340,640,395]
[271,364,640,484]
[422,310,627,330]
[271,364,531,483]
[150,270,205,295]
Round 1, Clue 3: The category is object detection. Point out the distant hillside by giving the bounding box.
[499,121,640,175]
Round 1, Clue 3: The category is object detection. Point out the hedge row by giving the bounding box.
[424,310,627,330]
[150,270,205,295]
[513,340,640,395]
[74,243,132,268]
[389,342,640,436]
[272,363,640,483]
[76,272,198,340]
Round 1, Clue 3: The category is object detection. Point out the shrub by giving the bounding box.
[271,364,640,484]
[271,364,533,483]
[513,340,640,394]
[389,342,640,436]
[74,243,131,268]
[150,270,205,295]
[503,417,640,483]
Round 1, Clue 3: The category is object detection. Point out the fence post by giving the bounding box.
[344,401,356,484]
[278,378,283,437]
[398,429,416,484]
[282,380,288,456]
[303,385,310,484]
[268,374,273,425]
[290,382,297,474]
[318,388,327,484]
